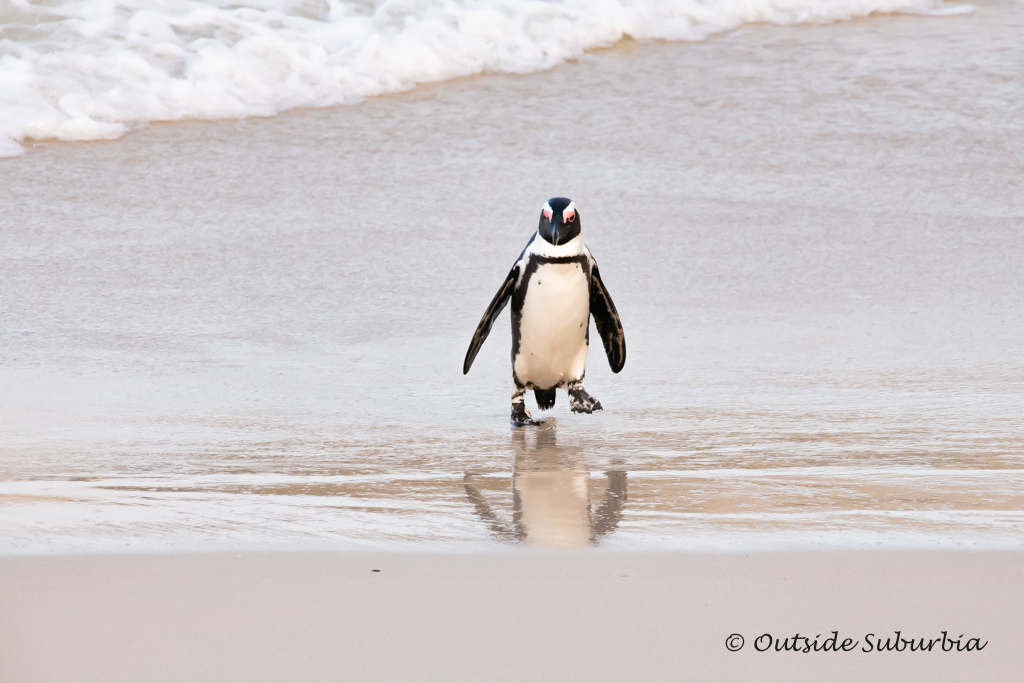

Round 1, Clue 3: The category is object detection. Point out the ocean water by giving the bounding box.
[1,1,1023,553]
[0,0,972,157]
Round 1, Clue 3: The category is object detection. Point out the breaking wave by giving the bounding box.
[0,0,971,157]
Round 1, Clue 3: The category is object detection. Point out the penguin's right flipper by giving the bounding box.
[463,265,520,374]
[589,264,626,373]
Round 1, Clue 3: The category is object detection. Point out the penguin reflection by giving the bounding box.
[463,421,626,547]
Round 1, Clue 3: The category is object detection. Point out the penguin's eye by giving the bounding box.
[543,209,553,220]
[565,210,576,223]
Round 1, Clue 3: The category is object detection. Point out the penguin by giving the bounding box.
[463,197,626,426]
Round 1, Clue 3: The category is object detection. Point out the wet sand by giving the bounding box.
[2,3,1023,552]
[1,550,1021,682]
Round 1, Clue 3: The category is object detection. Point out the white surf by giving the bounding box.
[0,0,972,157]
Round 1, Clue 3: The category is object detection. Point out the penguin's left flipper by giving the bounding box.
[463,265,520,374]
[589,263,626,373]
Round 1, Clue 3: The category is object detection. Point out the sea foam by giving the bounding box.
[0,0,972,157]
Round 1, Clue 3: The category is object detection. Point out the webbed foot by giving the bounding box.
[511,402,543,427]
[569,387,603,414]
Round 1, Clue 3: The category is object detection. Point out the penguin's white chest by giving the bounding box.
[514,260,590,389]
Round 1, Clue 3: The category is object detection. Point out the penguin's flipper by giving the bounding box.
[463,265,520,374]
[589,264,626,373]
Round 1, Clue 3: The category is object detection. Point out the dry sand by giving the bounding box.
[1,550,1022,682]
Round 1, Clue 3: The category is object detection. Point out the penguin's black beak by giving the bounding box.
[550,218,563,245]
[552,210,576,245]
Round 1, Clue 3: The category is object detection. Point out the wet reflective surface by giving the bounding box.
[464,423,627,547]
[1,3,1023,553]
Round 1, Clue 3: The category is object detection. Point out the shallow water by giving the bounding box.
[1,2,1023,552]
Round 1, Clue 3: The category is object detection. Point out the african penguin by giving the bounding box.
[463,197,626,426]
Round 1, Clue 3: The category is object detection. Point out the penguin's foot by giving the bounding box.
[569,387,603,414]
[511,402,543,427]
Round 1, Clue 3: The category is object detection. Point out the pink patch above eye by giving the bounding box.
[564,210,575,222]
[543,209,553,220]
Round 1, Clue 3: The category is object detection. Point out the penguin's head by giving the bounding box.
[538,197,580,246]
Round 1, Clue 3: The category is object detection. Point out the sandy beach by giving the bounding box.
[2,550,1022,682]
[2,0,1023,679]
